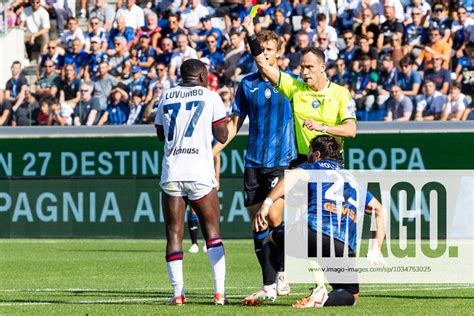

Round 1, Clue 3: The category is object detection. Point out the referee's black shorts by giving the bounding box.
[244,167,287,207]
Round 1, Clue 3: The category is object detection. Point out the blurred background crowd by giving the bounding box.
[0,0,473,126]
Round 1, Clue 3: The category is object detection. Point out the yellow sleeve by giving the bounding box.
[275,72,301,102]
[338,86,357,122]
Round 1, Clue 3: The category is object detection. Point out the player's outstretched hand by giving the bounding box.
[253,204,270,232]
[242,15,255,36]
[367,248,387,267]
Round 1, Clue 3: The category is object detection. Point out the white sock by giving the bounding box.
[166,252,184,297]
[206,238,226,294]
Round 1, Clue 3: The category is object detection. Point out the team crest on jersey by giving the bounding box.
[265,88,271,99]
[312,100,321,109]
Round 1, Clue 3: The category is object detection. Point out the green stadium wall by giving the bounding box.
[0,132,472,238]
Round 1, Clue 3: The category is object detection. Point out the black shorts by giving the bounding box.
[308,230,359,294]
[244,167,287,207]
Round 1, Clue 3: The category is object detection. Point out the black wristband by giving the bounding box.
[246,33,263,57]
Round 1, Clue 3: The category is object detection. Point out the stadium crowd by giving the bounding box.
[0,0,473,126]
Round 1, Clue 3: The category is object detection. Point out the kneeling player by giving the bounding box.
[155,59,229,305]
[254,135,386,308]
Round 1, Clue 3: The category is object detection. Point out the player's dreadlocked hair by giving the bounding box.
[308,135,344,165]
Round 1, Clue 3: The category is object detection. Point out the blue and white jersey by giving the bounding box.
[300,160,374,251]
[232,72,297,168]
[87,51,108,77]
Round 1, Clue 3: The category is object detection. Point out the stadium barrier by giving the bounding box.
[0,122,473,238]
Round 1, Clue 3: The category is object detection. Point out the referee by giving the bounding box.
[241,15,357,160]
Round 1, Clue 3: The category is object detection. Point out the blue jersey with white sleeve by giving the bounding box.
[232,72,297,168]
[300,160,374,251]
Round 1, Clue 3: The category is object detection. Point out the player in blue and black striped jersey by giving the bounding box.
[213,30,297,305]
[254,135,386,309]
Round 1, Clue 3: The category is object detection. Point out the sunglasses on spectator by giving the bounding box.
[157,68,165,71]
[47,46,56,49]
[411,12,420,16]
[80,89,90,93]
[318,38,328,41]
[458,11,467,15]
[90,21,99,25]
[206,40,215,44]
[343,36,353,40]
[435,9,444,12]
[390,90,399,94]
[401,64,411,68]
[430,33,440,37]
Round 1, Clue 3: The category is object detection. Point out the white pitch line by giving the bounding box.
[0,286,472,307]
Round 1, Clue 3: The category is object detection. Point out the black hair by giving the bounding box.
[300,47,325,63]
[180,59,207,83]
[308,135,344,165]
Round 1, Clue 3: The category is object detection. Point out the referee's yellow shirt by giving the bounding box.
[276,72,357,155]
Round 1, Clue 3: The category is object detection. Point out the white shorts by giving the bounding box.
[160,181,215,201]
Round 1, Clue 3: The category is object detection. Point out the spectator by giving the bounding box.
[44,0,72,37]
[136,12,161,49]
[354,8,380,46]
[161,13,186,48]
[169,34,198,84]
[145,64,171,104]
[424,55,450,95]
[308,0,337,26]
[330,58,351,87]
[315,13,338,48]
[84,17,108,52]
[299,16,317,45]
[430,3,452,43]
[404,0,431,23]
[155,37,174,66]
[339,30,357,69]
[192,15,223,50]
[351,55,379,111]
[217,86,233,115]
[377,5,404,53]
[125,33,156,76]
[84,37,109,82]
[286,31,310,71]
[442,83,467,121]
[415,80,447,121]
[92,61,120,110]
[201,57,218,91]
[389,34,405,69]
[64,38,88,77]
[384,84,413,121]
[37,97,51,126]
[20,0,51,60]
[58,17,85,51]
[89,0,116,31]
[5,61,28,114]
[452,6,474,57]
[126,92,145,125]
[143,82,164,124]
[180,0,209,33]
[269,9,292,43]
[416,27,451,71]
[156,0,187,15]
[336,0,359,30]
[201,34,225,75]
[354,0,382,25]
[38,40,65,77]
[98,89,130,126]
[107,16,135,52]
[316,33,338,65]
[403,7,427,58]
[107,36,130,80]
[0,90,12,126]
[115,0,145,31]
[353,35,378,71]
[11,89,40,127]
[59,63,81,110]
[128,66,148,98]
[32,59,61,99]
[397,56,422,97]
[457,43,474,98]
[47,97,72,126]
[377,55,399,108]
[73,83,101,126]
[223,30,245,84]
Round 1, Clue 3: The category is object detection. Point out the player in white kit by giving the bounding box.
[154,59,229,306]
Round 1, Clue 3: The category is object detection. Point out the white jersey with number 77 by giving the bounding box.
[154,84,227,185]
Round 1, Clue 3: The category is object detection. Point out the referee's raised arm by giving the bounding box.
[241,15,281,87]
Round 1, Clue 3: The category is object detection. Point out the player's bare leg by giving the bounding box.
[242,199,288,306]
[163,193,188,305]
[190,189,227,305]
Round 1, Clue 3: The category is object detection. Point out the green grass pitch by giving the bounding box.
[0,239,473,315]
